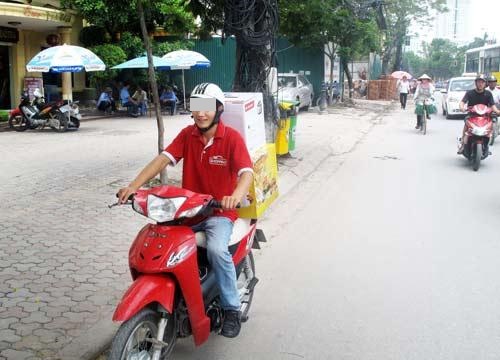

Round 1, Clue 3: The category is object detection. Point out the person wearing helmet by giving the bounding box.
[413,74,436,129]
[117,83,253,338]
[487,75,500,105]
[457,74,500,153]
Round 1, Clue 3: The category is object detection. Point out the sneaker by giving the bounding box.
[221,310,241,338]
[415,125,420,129]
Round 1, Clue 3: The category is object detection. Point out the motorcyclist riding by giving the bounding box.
[117,82,254,338]
[457,74,500,154]
[413,74,436,129]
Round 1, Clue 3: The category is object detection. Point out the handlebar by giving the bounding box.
[109,195,241,209]
[108,193,134,208]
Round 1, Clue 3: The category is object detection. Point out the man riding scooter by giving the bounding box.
[117,82,254,338]
[457,74,499,154]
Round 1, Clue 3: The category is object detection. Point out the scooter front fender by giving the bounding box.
[113,273,175,322]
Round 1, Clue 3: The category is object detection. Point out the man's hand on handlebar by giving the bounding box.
[220,195,240,210]
[117,186,137,204]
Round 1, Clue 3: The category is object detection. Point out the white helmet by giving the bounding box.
[191,83,225,105]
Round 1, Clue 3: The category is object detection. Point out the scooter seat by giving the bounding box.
[195,218,251,248]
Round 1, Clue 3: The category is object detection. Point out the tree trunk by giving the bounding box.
[137,0,166,183]
[381,46,392,76]
[232,4,277,143]
[392,36,404,73]
[341,57,353,99]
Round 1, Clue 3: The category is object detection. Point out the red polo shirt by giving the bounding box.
[163,121,253,222]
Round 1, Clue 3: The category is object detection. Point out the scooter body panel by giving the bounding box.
[127,223,211,346]
[113,273,176,321]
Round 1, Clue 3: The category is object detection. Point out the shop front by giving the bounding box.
[0,2,85,109]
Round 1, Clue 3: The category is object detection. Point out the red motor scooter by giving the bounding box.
[108,185,265,360]
[460,104,495,171]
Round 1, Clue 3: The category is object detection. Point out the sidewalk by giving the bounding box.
[0,100,393,360]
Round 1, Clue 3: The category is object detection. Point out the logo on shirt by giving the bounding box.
[209,155,228,166]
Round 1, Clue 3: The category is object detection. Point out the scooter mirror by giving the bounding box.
[33,88,42,98]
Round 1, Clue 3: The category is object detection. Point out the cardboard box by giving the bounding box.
[237,143,279,219]
[223,92,267,155]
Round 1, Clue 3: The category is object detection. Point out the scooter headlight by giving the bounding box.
[147,195,186,222]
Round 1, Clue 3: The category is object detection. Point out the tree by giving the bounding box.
[189,0,279,141]
[422,38,462,79]
[376,0,447,74]
[279,0,380,97]
[61,0,195,43]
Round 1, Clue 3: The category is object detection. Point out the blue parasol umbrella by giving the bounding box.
[26,44,105,73]
[162,50,211,111]
[111,55,171,70]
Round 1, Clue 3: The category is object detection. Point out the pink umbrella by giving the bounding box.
[391,71,412,79]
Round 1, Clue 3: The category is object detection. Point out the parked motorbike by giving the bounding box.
[59,100,82,129]
[108,185,265,360]
[459,104,494,171]
[8,89,79,132]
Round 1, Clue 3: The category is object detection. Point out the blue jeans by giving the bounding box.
[191,216,239,311]
[138,102,147,116]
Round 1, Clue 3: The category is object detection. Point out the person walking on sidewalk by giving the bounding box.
[117,82,254,338]
[413,74,436,129]
[397,75,411,109]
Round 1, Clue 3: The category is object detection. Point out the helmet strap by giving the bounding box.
[196,107,224,133]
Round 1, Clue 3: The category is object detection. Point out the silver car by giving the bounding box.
[277,73,314,109]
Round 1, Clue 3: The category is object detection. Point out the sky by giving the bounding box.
[474,0,500,41]
[412,0,500,50]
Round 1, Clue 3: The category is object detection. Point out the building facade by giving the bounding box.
[0,0,85,109]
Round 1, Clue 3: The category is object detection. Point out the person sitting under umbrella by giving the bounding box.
[120,82,139,117]
[132,85,148,116]
[97,87,116,113]
[160,86,177,115]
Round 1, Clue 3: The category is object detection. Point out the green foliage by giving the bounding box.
[88,44,127,88]
[0,109,8,122]
[156,0,196,34]
[62,0,133,41]
[119,32,144,59]
[403,37,485,80]
[153,40,194,57]
[63,0,196,42]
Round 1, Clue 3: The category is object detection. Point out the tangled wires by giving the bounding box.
[223,0,279,135]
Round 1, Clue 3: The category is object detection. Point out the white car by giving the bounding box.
[441,77,475,119]
[277,73,314,110]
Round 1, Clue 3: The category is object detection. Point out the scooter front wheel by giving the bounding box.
[8,114,28,132]
[109,308,177,360]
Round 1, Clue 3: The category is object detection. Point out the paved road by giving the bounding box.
[0,104,382,360]
[168,97,500,359]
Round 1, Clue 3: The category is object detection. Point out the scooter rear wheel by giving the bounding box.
[473,143,482,171]
[238,252,256,322]
[109,308,177,360]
